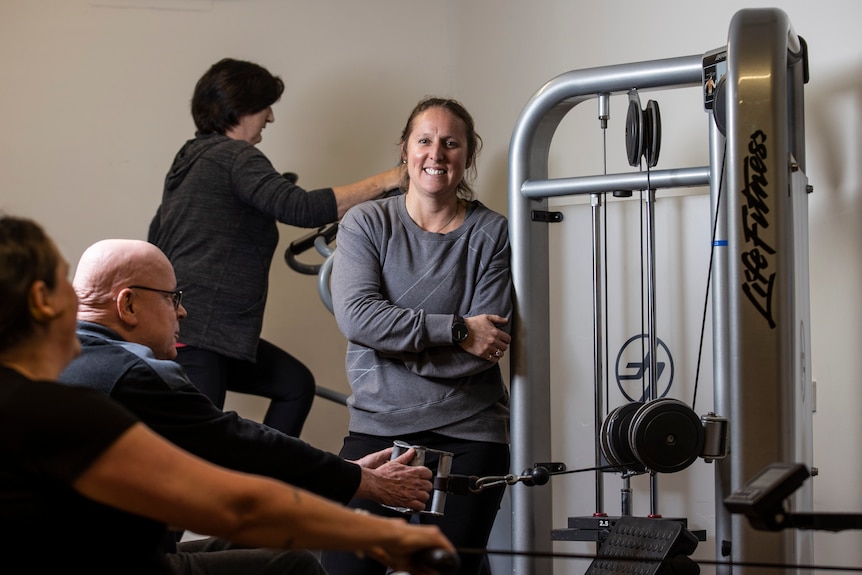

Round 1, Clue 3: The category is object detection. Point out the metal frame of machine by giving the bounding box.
[507,8,812,575]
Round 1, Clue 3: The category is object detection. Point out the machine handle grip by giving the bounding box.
[412,548,460,574]
[284,223,339,275]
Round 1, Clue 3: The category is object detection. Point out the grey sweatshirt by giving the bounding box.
[331,194,512,444]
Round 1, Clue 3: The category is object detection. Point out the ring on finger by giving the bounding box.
[494,349,502,357]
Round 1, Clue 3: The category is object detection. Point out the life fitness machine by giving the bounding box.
[508,8,811,575]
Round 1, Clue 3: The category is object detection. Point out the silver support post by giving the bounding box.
[722,8,812,575]
[591,191,605,513]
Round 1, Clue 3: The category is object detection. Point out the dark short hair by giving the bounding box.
[398,97,483,200]
[191,58,285,135]
[0,215,58,352]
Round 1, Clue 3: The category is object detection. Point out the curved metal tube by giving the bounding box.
[508,54,703,575]
[317,251,335,315]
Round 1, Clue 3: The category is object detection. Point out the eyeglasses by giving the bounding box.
[128,285,183,310]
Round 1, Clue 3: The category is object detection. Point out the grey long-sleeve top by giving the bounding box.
[148,133,337,361]
[331,194,513,444]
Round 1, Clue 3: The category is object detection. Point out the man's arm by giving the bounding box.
[60,335,433,509]
[116,363,431,508]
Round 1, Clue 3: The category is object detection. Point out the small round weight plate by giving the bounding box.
[629,398,704,474]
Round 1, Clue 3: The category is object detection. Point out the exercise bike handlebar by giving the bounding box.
[284,222,339,275]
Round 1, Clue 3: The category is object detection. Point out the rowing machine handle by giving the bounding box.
[413,547,460,574]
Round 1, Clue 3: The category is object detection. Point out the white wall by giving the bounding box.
[2,0,860,572]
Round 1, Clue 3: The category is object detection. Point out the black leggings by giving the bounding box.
[176,339,315,437]
[320,431,509,575]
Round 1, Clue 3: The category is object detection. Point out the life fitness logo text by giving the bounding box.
[614,334,675,402]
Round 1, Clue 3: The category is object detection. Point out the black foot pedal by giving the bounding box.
[585,515,699,575]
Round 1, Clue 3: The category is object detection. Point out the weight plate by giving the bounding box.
[600,407,621,469]
[629,398,704,473]
[601,402,646,473]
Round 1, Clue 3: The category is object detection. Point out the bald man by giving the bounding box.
[59,239,432,575]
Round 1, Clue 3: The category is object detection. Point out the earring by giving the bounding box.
[401,159,407,164]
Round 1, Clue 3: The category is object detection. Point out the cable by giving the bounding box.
[645,158,655,402]
[638,172,647,401]
[692,142,727,409]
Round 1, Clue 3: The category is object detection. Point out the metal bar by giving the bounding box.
[521,166,709,199]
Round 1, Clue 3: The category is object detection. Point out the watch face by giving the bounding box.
[452,318,468,342]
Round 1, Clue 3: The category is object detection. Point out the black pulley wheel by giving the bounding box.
[625,97,644,167]
[601,402,646,473]
[644,99,661,167]
[629,398,704,474]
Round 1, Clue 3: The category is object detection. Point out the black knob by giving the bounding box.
[413,548,460,574]
[530,466,550,486]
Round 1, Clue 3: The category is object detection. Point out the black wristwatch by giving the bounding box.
[451,315,468,343]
